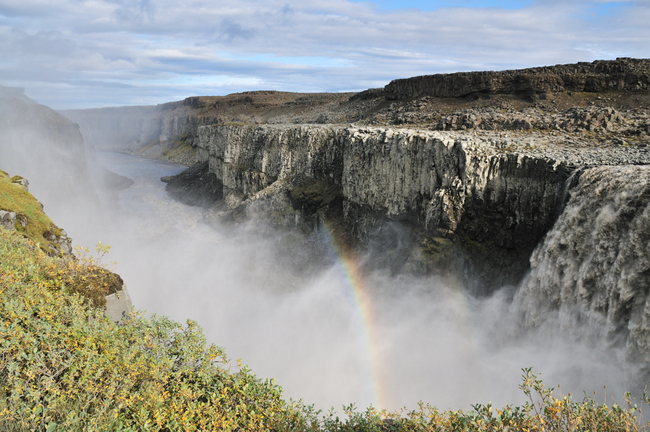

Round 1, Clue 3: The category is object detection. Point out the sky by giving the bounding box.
[0,0,648,109]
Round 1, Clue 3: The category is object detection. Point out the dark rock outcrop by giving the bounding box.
[385,58,650,100]
[162,160,223,207]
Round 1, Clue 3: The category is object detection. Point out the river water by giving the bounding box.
[50,151,634,412]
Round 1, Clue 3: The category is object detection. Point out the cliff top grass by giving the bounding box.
[1,224,649,431]
[0,170,62,253]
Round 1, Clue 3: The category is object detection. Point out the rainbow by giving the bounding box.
[321,220,388,410]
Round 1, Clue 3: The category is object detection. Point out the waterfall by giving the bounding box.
[514,165,650,377]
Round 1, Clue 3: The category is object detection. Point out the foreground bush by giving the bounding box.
[0,229,311,431]
[1,227,648,431]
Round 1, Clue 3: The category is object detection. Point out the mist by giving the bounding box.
[0,118,638,413]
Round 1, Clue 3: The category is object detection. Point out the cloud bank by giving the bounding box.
[0,0,648,108]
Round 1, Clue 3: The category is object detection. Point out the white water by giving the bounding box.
[515,165,650,381]
[19,151,640,411]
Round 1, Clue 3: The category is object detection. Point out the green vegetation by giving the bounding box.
[1,172,648,430]
[163,141,196,160]
[2,226,649,431]
[0,171,64,255]
[0,228,312,431]
[161,134,195,159]
[136,139,161,155]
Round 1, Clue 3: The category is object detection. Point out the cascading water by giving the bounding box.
[514,165,650,386]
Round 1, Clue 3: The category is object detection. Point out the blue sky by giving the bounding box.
[0,0,647,109]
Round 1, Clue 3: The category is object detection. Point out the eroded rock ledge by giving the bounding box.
[168,124,650,292]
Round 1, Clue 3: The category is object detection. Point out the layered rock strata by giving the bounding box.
[186,124,650,290]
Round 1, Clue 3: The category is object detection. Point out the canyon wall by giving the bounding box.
[62,99,221,157]
[190,124,650,292]
[61,92,352,160]
[188,123,650,367]
[0,86,93,205]
[192,125,588,290]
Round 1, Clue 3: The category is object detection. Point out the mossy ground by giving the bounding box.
[0,170,63,254]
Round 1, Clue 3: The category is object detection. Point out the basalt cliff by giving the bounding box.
[189,124,649,289]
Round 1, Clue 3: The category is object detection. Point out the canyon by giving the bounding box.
[2,58,650,401]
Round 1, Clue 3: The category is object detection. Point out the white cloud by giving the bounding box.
[0,0,647,108]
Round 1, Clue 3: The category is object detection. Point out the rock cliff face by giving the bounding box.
[175,122,650,369]
[384,57,650,100]
[187,124,650,290]
[62,102,219,161]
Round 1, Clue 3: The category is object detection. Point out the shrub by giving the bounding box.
[0,228,313,431]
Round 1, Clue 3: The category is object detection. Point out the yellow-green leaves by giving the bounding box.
[0,229,310,431]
